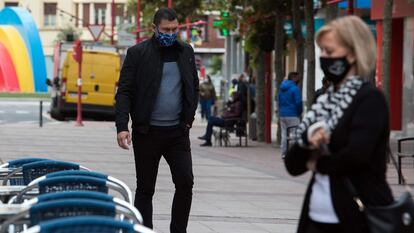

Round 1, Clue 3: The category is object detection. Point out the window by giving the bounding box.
[94,3,106,25]
[83,3,90,27]
[44,3,57,27]
[5,2,19,7]
[115,4,124,25]
[75,3,79,27]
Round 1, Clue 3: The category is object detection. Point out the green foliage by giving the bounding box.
[56,26,81,42]
[126,0,202,24]
[210,55,223,75]
[238,0,278,60]
[126,0,203,37]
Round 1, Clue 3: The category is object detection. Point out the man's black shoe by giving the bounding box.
[198,135,207,140]
[200,141,212,147]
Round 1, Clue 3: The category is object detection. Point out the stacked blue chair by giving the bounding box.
[28,170,132,203]
[1,160,89,203]
[0,158,147,232]
[11,172,132,204]
[2,160,90,186]
[0,158,50,185]
[0,197,143,232]
[22,216,156,233]
[24,191,141,223]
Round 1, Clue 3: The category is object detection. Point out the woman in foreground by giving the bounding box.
[284,16,394,233]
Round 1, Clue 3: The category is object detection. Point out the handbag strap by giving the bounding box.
[342,144,413,212]
[319,144,368,212]
[343,178,366,212]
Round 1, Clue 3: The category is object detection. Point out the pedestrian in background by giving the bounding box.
[199,75,216,121]
[115,8,199,233]
[228,78,238,98]
[284,16,393,233]
[237,73,249,112]
[278,72,303,159]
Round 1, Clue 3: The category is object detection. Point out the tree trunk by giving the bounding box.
[381,0,393,105]
[256,51,266,142]
[305,0,315,109]
[274,8,285,145]
[292,0,305,81]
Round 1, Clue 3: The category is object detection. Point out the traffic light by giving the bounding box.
[220,28,229,37]
[213,11,231,37]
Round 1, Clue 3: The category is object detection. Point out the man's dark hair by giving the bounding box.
[153,8,178,26]
[287,72,299,81]
[231,79,238,86]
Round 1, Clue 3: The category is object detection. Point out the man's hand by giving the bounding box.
[117,131,131,150]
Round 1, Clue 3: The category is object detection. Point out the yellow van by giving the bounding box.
[49,50,121,120]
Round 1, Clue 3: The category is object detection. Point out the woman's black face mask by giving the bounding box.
[320,56,352,85]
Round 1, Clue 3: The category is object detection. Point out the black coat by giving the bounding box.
[115,37,199,134]
[285,82,394,233]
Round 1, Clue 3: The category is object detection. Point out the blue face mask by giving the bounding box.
[156,28,178,47]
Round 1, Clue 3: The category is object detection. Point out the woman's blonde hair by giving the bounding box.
[316,16,376,79]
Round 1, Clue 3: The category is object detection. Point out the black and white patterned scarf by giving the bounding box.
[296,77,364,148]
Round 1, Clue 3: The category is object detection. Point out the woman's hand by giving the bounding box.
[308,127,330,150]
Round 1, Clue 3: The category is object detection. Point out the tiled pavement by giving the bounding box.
[0,118,412,233]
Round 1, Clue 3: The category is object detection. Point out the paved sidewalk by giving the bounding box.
[0,119,412,233]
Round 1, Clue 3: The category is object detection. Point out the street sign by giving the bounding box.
[87,24,105,42]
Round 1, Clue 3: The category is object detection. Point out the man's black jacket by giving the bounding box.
[115,37,199,134]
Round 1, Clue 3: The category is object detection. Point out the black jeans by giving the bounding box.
[305,220,343,233]
[132,126,194,233]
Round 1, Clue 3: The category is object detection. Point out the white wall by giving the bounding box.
[302,42,324,108]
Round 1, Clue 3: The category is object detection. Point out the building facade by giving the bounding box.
[372,0,414,135]
[0,0,130,56]
[0,1,226,93]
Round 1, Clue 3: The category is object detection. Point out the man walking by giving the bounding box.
[278,72,302,159]
[115,8,199,233]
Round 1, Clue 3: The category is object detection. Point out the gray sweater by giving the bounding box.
[150,61,183,126]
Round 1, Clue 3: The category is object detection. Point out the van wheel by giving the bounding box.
[51,108,65,121]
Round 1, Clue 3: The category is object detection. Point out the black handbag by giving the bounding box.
[343,152,414,233]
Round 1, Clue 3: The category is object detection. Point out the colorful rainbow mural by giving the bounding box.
[0,7,47,93]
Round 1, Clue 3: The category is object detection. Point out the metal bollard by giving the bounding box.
[39,101,43,128]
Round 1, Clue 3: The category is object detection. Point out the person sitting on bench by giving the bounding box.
[198,92,242,147]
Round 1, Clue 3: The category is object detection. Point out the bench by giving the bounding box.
[216,118,248,147]
[397,137,414,184]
